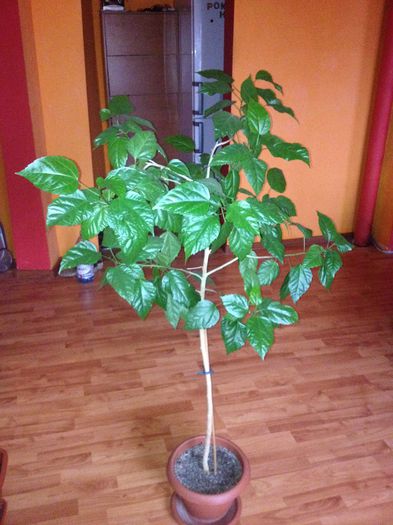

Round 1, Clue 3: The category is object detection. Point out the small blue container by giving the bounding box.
[76,264,95,283]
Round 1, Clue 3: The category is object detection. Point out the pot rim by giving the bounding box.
[167,435,250,505]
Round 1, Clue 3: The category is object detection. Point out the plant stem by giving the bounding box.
[198,248,217,474]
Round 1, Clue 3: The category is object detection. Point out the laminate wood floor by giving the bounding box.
[0,246,392,524]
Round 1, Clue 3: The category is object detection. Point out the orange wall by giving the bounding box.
[233,0,384,238]
[18,0,96,260]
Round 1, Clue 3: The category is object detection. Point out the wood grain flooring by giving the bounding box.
[0,245,392,524]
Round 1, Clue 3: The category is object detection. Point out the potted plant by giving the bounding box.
[18,69,351,524]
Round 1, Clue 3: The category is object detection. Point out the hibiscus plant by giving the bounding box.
[18,69,352,473]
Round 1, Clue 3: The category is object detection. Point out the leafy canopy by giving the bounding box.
[17,69,351,361]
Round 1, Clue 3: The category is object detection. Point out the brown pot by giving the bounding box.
[167,435,250,525]
[0,449,7,492]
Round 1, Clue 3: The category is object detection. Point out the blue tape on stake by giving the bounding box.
[197,369,214,376]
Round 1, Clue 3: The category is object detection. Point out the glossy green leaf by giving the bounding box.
[333,234,353,253]
[59,240,101,273]
[211,143,251,169]
[221,316,247,353]
[287,264,313,303]
[274,195,297,217]
[128,115,156,131]
[108,137,129,168]
[245,98,271,136]
[81,205,110,240]
[257,88,295,118]
[255,69,283,93]
[210,221,233,253]
[257,298,298,325]
[239,252,262,305]
[105,264,156,319]
[154,181,212,216]
[156,231,181,266]
[221,294,249,319]
[292,222,313,239]
[162,269,199,307]
[109,95,134,116]
[17,156,79,195]
[246,317,274,359]
[241,76,258,103]
[127,131,158,161]
[165,134,195,153]
[212,111,243,139]
[257,259,280,285]
[200,178,225,198]
[94,126,119,148]
[46,190,98,226]
[303,244,324,268]
[228,226,254,260]
[317,211,352,253]
[182,214,220,258]
[204,99,234,118]
[154,208,183,233]
[243,157,267,195]
[198,69,233,84]
[267,168,286,193]
[184,299,220,330]
[226,199,261,235]
[137,236,164,260]
[260,234,285,263]
[262,134,310,165]
[319,250,342,289]
[223,170,240,200]
[165,294,187,329]
[200,80,232,96]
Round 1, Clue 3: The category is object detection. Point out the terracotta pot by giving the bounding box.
[0,449,7,492]
[167,435,250,525]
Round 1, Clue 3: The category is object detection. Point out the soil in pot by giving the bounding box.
[174,444,242,495]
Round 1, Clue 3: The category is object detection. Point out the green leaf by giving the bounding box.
[200,80,232,96]
[243,157,267,194]
[127,131,157,161]
[204,99,234,118]
[274,195,297,217]
[59,240,101,273]
[200,178,225,198]
[241,76,258,103]
[223,170,240,201]
[211,221,233,253]
[165,294,187,328]
[184,300,220,330]
[108,137,129,168]
[128,115,156,131]
[221,316,247,353]
[253,199,288,225]
[46,190,98,226]
[288,264,313,303]
[258,259,280,285]
[221,294,249,319]
[212,111,243,139]
[267,168,286,193]
[154,208,183,233]
[165,134,195,153]
[257,299,298,325]
[319,250,342,288]
[94,126,119,148]
[105,264,156,319]
[198,69,233,84]
[262,134,310,165]
[162,269,199,307]
[257,88,295,118]
[226,199,261,235]
[81,205,110,240]
[303,244,324,269]
[245,98,271,136]
[246,317,274,359]
[166,159,191,181]
[211,143,251,169]
[280,272,290,300]
[261,234,285,263]
[292,222,313,239]
[182,214,220,258]
[109,95,134,116]
[239,251,261,305]
[154,181,212,216]
[228,226,254,260]
[17,156,79,195]
[317,211,352,253]
[137,236,164,260]
[100,108,112,121]
[255,69,283,93]
[101,227,119,249]
[156,231,181,266]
